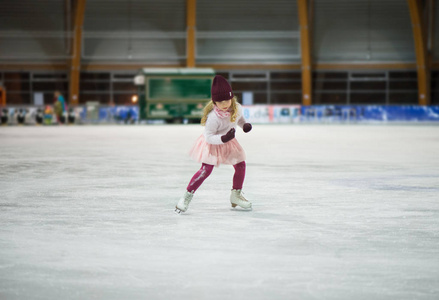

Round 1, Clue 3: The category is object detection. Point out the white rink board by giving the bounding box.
[0,124,438,300]
[242,105,301,123]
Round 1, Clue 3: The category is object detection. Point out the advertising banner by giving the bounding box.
[242,105,301,124]
[300,105,439,122]
[2,104,438,125]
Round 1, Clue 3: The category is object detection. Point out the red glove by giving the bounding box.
[243,123,252,133]
[221,128,235,143]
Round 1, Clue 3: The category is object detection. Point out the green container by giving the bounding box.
[148,78,212,100]
[147,102,206,119]
[134,68,215,122]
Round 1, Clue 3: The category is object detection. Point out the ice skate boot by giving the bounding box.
[230,189,252,209]
[175,190,194,214]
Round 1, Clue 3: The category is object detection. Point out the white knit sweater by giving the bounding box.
[203,103,247,145]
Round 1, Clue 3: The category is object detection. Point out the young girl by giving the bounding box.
[175,75,253,214]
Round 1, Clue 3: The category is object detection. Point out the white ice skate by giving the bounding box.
[175,190,194,214]
[230,189,252,210]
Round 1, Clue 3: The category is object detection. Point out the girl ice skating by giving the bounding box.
[175,75,253,214]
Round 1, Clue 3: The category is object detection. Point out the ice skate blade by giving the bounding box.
[231,204,252,211]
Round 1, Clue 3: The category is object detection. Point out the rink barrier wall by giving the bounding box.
[300,105,439,122]
[0,106,139,125]
[1,105,439,125]
[241,105,439,123]
[241,105,301,124]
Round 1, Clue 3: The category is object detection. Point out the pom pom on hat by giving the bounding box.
[211,75,234,102]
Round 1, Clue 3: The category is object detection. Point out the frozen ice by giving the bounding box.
[0,124,439,299]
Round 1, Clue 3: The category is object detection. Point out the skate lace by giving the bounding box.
[184,193,193,205]
[236,191,248,202]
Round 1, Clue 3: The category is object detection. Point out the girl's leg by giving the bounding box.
[186,163,214,193]
[232,161,246,190]
[230,161,251,209]
[176,163,214,214]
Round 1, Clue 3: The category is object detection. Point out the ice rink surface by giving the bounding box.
[1,124,439,300]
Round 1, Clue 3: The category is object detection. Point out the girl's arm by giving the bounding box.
[237,114,246,128]
[237,104,248,128]
[237,104,252,133]
[203,117,224,145]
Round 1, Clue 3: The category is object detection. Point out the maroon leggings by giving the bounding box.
[186,161,246,193]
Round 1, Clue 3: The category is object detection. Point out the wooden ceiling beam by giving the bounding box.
[297,0,312,106]
[407,0,430,105]
[69,0,86,106]
[186,0,196,68]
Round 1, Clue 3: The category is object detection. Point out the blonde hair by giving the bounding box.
[201,96,238,126]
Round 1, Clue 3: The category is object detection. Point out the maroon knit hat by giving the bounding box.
[211,75,234,102]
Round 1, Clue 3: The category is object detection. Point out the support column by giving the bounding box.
[69,0,86,106]
[407,0,430,105]
[426,0,435,67]
[297,0,312,106]
[0,87,6,106]
[186,0,196,68]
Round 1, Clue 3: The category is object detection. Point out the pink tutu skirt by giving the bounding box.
[189,135,246,167]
